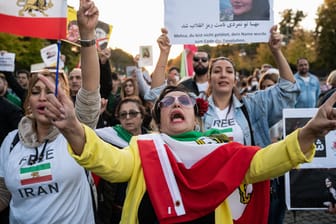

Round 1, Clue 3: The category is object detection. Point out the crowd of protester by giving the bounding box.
[1,1,336,224]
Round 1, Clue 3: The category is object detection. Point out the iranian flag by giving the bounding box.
[138,134,269,224]
[0,0,67,40]
[180,44,197,79]
[20,163,53,185]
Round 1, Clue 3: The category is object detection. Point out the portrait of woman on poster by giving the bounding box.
[220,0,270,21]
[323,176,336,208]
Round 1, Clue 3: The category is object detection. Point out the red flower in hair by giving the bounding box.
[196,98,209,117]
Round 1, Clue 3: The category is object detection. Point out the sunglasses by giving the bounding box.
[118,110,141,120]
[159,95,195,108]
[193,56,208,63]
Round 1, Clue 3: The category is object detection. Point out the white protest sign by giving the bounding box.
[164,0,274,45]
[138,46,153,67]
[40,44,64,68]
[0,52,15,72]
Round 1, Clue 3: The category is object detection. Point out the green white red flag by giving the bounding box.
[138,134,269,224]
[20,163,53,185]
[180,44,197,79]
[0,0,67,40]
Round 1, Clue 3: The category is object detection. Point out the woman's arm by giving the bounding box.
[77,0,99,92]
[74,0,101,129]
[150,28,171,88]
[245,91,336,183]
[268,25,295,83]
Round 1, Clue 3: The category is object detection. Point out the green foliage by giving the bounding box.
[110,48,134,75]
[0,33,46,70]
[278,9,306,44]
[285,29,316,67]
[315,0,336,73]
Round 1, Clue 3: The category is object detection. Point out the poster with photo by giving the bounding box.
[66,6,113,49]
[138,46,153,67]
[164,0,273,44]
[40,44,64,68]
[283,108,336,210]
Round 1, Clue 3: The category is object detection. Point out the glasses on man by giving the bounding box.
[193,56,208,63]
[159,95,195,108]
[118,110,141,120]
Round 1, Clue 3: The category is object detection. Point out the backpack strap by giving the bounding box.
[240,102,255,145]
[9,132,20,153]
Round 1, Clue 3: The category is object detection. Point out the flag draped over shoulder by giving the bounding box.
[137,133,269,224]
[0,0,67,40]
[180,44,197,79]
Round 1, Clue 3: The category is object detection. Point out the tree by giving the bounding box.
[110,48,134,75]
[284,29,316,68]
[315,0,336,73]
[278,9,306,44]
[0,33,46,70]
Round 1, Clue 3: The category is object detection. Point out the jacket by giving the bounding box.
[203,78,300,147]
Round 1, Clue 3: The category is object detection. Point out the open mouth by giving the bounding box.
[37,106,46,114]
[170,110,185,122]
[218,80,229,86]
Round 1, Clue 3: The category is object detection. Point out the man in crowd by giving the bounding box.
[179,50,210,98]
[294,57,320,108]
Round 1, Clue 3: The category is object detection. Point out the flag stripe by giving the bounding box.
[20,175,52,185]
[20,169,51,179]
[20,163,51,174]
[0,14,66,39]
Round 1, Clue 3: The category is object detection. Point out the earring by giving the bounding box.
[194,124,200,132]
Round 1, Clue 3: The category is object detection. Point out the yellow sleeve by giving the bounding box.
[67,124,135,182]
[244,129,315,184]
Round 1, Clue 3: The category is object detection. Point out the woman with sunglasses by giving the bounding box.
[95,96,148,224]
[39,72,336,223]
[0,1,100,223]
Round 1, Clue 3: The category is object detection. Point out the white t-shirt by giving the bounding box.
[211,106,244,144]
[0,131,95,224]
[196,82,209,98]
[301,76,310,83]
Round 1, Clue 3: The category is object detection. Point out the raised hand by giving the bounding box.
[38,75,78,131]
[268,25,282,52]
[299,91,336,153]
[77,0,99,39]
[157,28,171,54]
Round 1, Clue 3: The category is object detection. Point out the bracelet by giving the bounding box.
[80,39,96,47]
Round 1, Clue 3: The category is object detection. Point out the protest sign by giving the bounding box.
[164,0,274,44]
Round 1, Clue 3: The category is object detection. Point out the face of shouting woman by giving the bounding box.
[159,91,196,136]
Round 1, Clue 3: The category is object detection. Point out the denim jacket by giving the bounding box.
[202,78,300,147]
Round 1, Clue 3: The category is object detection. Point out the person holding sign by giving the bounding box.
[37,60,336,224]
[202,25,298,224]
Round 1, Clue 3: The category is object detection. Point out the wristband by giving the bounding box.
[80,39,96,47]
